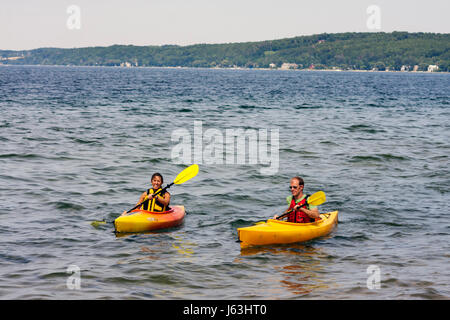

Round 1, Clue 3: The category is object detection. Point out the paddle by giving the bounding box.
[91,164,199,227]
[125,164,199,214]
[276,190,326,220]
[254,190,326,225]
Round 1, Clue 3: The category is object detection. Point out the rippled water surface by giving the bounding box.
[0,66,449,299]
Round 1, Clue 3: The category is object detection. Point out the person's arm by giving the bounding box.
[138,191,149,204]
[299,207,320,219]
[155,192,170,207]
[274,196,294,219]
[273,206,290,219]
[122,191,149,216]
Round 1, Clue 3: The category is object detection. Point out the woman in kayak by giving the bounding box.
[273,176,320,223]
[122,173,171,215]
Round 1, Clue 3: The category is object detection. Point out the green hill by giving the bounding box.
[1,32,449,71]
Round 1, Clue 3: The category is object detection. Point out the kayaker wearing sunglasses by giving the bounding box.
[273,176,320,223]
[121,173,171,216]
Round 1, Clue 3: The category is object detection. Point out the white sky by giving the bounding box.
[1,0,449,50]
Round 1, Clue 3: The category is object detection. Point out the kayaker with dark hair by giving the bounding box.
[121,173,171,215]
[273,176,320,223]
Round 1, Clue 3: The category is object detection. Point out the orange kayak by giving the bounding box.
[114,205,185,233]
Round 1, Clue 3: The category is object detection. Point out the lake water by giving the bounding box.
[0,65,449,299]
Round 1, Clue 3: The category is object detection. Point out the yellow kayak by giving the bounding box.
[114,205,185,233]
[237,211,338,248]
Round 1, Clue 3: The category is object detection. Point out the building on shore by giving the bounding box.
[401,65,411,72]
[280,63,298,70]
[0,56,24,61]
[427,65,439,72]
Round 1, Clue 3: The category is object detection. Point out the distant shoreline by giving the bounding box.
[1,32,449,72]
[1,63,448,74]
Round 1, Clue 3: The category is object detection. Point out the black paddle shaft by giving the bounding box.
[277,196,310,220]
[126,182,174,213]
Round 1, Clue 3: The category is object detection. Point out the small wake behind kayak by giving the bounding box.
[237,211,338,248]
[114,205,185,233]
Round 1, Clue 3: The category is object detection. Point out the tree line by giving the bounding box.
[1,32,449,71]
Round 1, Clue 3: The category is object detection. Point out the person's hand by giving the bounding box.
[121,210,127,216]
[273,214,279,219]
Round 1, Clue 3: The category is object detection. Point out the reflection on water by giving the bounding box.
[113,225,185,238]
[278,264,330,296]
[116,232,196,259]
[171,235,196,256]
[137,246,161,261]
[239,243,337,296]
[239,243,318,257]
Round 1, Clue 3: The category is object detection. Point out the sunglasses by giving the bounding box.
[289,186,299,189]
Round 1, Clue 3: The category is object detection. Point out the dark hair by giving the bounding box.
[151,173,163,184]
[291,176,304,186]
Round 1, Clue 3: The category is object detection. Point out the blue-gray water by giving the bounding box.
[0,65,449,299]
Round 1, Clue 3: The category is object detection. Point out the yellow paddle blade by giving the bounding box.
[174,164,199,185]
[91,220,107,228]
[307,191,326,206]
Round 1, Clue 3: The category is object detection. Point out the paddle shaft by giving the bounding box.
[126,182,174,213]
[276,190,326,220]
[276,202,309,220]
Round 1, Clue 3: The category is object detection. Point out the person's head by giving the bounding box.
[151,173,163,189]
[290,176,304,196]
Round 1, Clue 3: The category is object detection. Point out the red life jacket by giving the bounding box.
[287,196,314,223]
